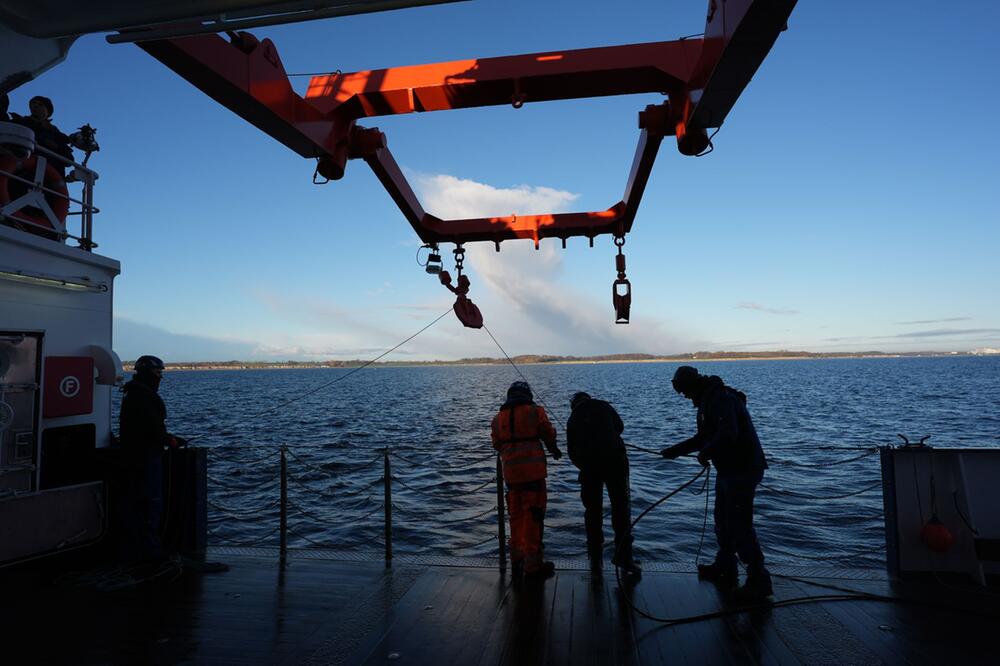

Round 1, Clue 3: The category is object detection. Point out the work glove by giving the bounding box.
[697,449,711,467]
[660,444,683,460]
[169,436,189,449]
[551,448,563,461]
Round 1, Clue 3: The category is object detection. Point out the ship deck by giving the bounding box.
[4,549,997,665]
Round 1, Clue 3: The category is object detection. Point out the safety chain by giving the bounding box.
[285,469,385,499]
[453,244,466,276]
[286,498,341,525]
[391,502,498,525]
[207,474,278,492]
[224,447,282,467]
[208,524,281,546]
[208,496,280,518]
[391,474,494,498]
[388,449,497,470]
[454,533,500,550]
[285,448,382,477]
[286,526,336,549]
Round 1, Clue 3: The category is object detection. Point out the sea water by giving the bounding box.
[114,356,1000,568]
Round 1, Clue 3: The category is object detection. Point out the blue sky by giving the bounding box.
[10,0,1000,361]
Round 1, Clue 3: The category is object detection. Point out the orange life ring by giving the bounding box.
[0,153,70,233]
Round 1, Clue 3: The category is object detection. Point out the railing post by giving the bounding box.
[496,455,506,572]
[83,175,93,250]
[279,445,287,566]
[384,448,392,565]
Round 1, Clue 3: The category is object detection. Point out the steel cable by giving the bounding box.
[185,308,452,445]
[758,480,883,500]
[767,448,879,468]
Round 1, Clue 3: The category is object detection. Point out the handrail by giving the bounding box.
[0,143,100,250]
[205,443,888,572]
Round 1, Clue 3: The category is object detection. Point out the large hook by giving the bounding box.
[439,245,483,328]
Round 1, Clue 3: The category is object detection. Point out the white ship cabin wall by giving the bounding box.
[0,222,120,495]
[0,121,120,564]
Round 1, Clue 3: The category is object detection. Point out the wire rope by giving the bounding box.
[186,308,452,444]
[758,480,882,500]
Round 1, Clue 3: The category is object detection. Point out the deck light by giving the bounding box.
[425,252,442,274]
[0,268,108,292]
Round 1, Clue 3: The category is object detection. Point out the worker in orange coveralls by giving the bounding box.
[492,381,563,579]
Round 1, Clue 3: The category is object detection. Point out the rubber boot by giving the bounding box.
[587,543,603,571]
[697,560,738,588]
[734,567,773,603]
[525,561,555,579]
[611,550,642,577]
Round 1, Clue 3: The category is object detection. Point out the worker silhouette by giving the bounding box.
[566,392,640,575]
[118,355,185,564]
[661,366,772,601]
[10,96,73,164]
[491,381,562,578]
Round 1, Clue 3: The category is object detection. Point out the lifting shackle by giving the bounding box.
[438,244,484,329]
[612,236,631,324]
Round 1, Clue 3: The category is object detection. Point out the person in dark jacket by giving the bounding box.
[661,366,772,601]
[10,96,74,164]
[566,392,640,575]
[118,355,184,563]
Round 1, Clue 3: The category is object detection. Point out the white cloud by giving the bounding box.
[736,301,800,315]
[414,173,691,356]
[415,173,580,219]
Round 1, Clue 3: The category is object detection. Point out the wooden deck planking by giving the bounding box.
[4,554,999,665]
[825,579,997,666]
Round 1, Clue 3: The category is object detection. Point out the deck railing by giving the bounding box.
[204,443,888,570]
[207,444,509,570]
[0,143,100,250]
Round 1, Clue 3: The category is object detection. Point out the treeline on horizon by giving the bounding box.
[148,350,961,369]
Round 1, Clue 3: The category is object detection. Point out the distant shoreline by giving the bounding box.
[146,351,994,372]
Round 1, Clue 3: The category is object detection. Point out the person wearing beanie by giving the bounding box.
[661,366,772,601]
[566,391,640,576]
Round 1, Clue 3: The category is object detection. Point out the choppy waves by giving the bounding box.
[115,356,1000,569]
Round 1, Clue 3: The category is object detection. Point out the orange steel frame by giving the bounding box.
[140,0,796,248]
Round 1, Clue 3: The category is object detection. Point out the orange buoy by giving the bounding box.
[0,154,69,236]
[920,515,954,553]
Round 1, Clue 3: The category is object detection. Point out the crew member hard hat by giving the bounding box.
[671,365,700,394]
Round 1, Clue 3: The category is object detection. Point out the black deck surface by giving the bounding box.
[4,550,997,665]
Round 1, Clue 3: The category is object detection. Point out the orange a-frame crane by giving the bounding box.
[138,0,797,324]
